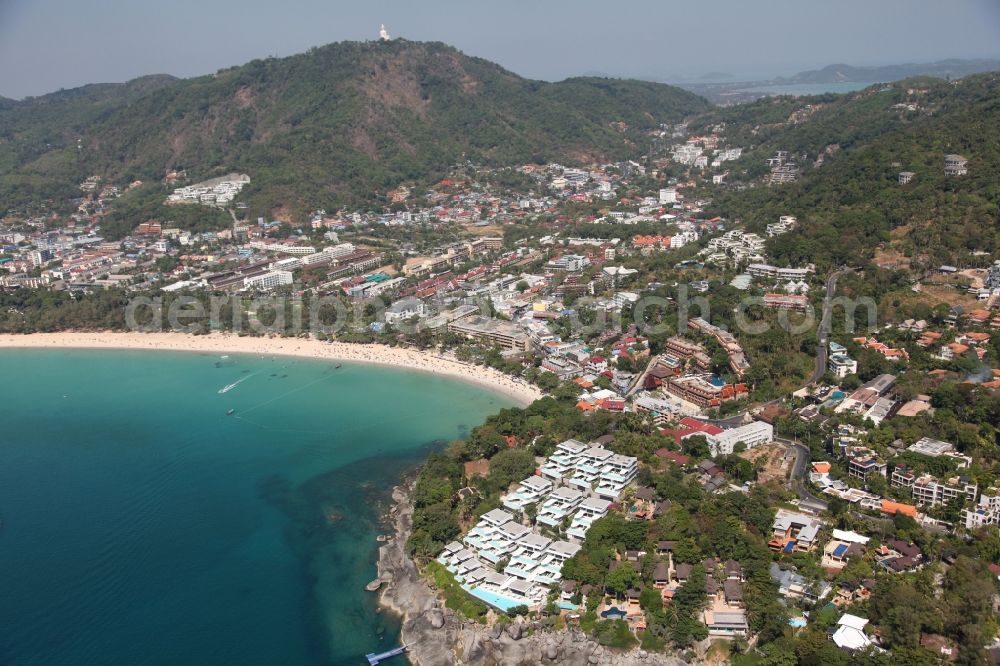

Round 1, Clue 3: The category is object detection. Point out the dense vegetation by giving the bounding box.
[404,387,1000,662]
[0,40,709,219]
[0,75,178,211]
[694,73,1000,269]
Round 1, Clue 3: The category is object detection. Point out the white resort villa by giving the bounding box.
[437,439,638,611]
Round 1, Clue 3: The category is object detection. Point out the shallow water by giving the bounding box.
[0,349,513,665]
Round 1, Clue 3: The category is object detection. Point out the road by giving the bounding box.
[808,267,854,385]
[693,269,854,511]
[772,269,853,513]
[775,436,829,513]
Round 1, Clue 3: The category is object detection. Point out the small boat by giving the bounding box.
[227,409,236,416]
[334,364,343,369]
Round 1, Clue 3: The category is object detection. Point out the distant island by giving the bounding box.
[778,58,1000,84]
[677,57,1000,104]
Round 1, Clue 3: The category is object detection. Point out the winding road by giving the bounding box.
[809,267,855,385]
[775,268,857,512]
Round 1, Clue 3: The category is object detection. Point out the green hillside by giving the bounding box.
[698,73,1000,269]
[0,40,709,219]
[0,74,179,208]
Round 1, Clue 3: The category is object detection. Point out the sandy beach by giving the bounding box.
[0,331,544,406]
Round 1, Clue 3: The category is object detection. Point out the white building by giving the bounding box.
[536,487,585,528]
[301,243,356,266]
[385,298,426,324]
[502,476,554,511]
[613,292,639,309]
[659,187,678,204]
[567,497,612,541]
[269,257,302,271]
[964,488,1000,529]
[243,270,293,290]
[828,353,858,378]
[831,614,873,652]
[907,437,972,468]
[747,263,813,281]
[706,421,773,457]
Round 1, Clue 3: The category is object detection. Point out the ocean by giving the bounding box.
[736,81,876,96]
[0,349,514,665]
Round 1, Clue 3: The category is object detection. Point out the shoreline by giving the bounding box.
[375,480,686,666]
[0,331,543,407]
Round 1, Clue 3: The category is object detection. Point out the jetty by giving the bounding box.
[365,644,407,665]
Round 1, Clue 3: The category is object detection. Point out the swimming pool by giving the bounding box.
[464,585,525,612]
[789,617,807,628]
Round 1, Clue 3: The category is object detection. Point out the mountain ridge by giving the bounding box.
[0,40,709,220]
[780,58,1000,84]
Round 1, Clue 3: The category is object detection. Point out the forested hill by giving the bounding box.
[0,40,709,217]
[697,73,1000,270]
[780,58,1000,84]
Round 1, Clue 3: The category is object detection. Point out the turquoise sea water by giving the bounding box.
[0,349,514,666]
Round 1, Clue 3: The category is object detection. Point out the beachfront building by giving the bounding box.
[703,609,749,637]
[440,513,583,611]
[451,439,638,612]
[447,315,531,352]
[502,475,554,511]
[384,297,426,325]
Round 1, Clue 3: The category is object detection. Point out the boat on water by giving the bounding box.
[226,409,236,416]
[335,364,342,369]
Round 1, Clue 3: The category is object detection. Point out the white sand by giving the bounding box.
[0,331,544,406]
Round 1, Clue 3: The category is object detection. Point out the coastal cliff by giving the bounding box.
[377,484,686,666]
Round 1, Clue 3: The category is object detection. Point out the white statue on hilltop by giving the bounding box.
[379,24,391,41]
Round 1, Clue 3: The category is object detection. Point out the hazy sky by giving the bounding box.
[1,0,999,98]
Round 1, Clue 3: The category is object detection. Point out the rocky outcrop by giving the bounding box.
[376,483,686,666]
